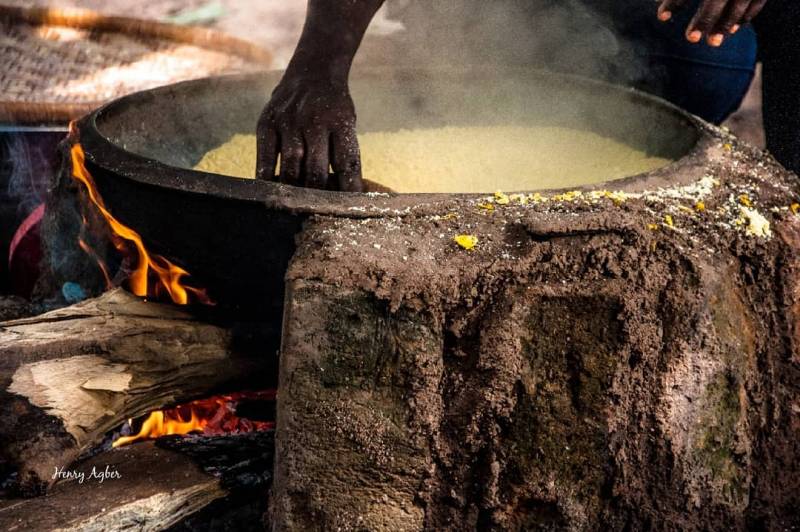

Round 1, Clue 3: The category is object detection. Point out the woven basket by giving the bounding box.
[0,5,273,124]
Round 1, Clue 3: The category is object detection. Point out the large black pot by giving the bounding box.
[74,68,711,317]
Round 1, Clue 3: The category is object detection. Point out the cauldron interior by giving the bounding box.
[80,69,706,315]
[95,68,701,180]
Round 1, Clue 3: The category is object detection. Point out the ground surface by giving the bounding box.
[5,0,765,147]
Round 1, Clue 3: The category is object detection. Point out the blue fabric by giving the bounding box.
[612,0,758,124]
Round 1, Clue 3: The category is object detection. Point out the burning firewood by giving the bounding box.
[113,390,275,448]
[0,288,276,496]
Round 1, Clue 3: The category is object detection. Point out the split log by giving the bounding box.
[0,431,277,532]
[273,139,800,530]
[0,288,276,495]
[0,442,226,532]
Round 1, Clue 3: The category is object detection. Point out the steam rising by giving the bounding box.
[380,0,645,83]
[4,134,52,220]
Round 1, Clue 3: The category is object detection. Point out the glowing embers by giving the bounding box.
[112,390,276,448]
[69,122,212,305]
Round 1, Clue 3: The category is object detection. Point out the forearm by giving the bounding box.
[286,0,386,84]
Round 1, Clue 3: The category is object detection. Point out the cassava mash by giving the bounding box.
[194,126,671,193]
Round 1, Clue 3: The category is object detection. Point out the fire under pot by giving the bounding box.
[38,67,800,529]
[58,67,708,315]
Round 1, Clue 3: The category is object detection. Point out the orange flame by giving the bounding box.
[112,390,275,448]
[78,236,113,289]
[69,122,212,305]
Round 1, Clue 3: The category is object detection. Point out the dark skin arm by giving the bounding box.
[259,0,769,190]
[657,0,768,46]
[256,0,385,191]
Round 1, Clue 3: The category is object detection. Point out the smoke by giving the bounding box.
[0,130,114,304]
[0,131,62,300]
[379,0,647,86]
[3,134,54,220]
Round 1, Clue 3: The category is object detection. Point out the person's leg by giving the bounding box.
[607,0,757,125]
[754,1,800,174]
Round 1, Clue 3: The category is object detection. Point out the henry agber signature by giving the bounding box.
[52,465,122,484]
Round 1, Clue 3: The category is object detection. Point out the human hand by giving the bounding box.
[657,0,767,46]
[256,75,363,192]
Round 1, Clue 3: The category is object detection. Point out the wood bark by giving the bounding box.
[0,288,274,495]
[0,442,226,532]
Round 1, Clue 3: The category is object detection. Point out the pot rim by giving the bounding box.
[77,68,719,219]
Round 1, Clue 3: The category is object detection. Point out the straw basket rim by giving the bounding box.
[0,4,274,124]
